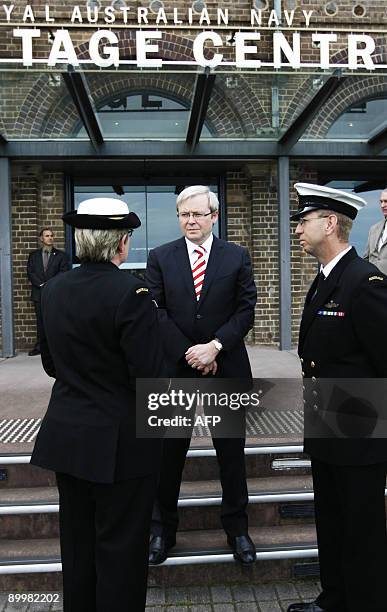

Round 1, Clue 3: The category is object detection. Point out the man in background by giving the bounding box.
[27,227,70,356]
[146,185,257,566]
[363,187,387,273]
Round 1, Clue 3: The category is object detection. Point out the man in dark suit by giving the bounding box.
[287,183,387,612]
[31,199,165,612]
[145,185,257,565]
[27,227,70,356]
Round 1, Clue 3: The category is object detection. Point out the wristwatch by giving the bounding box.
[212,338,223,352]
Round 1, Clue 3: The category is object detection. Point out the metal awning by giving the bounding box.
[279,70,346,151]
[62,67,104,150]
[368,120,387,155]
[186,70,216,149]
[0,66,387,156]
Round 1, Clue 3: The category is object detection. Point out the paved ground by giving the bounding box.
[0,579,321,611]
[0,346,302,421]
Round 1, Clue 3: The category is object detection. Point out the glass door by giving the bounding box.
[73,182,219,269]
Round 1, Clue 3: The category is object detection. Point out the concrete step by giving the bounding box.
[0,476,319,538]
[0,525,318,590]
[0,445,309,488]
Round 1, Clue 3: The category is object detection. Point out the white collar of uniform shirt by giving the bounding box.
[320,245,352,278]
[185,233,214,266]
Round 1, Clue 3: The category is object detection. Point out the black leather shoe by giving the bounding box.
[28,348,40,356]
[227,534,256,565]
[148,535,176,565]
[287,603,325,612]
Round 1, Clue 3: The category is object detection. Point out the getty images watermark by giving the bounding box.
[136,378,265,438]
[136,378,387,440]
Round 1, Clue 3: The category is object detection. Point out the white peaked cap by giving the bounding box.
[292,183,366,220]
[77,198,129,216]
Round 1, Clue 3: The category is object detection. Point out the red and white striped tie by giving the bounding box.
[192,246,207,301]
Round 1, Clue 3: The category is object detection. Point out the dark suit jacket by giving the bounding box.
[31,262,165,483]
[27,247,70,301]
[145,236,257,378]
[299,248,387,465]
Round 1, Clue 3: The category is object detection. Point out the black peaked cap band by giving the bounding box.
[291,194,358,221]
[62,211,141,230]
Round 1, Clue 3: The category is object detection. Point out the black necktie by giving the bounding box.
[43,250,50,272]
[312,271,325,301]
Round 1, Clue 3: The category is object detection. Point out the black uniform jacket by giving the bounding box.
[31,262,165,483]
[299,248,387,465]
[27,247,70,301]
[145,236,257,378]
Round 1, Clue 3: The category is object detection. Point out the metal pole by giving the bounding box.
[0,158,14,357]
[274,0,282,22]
[278,156,292,350]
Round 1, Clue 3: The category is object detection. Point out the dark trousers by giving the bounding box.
[56,472,157,612]
[312,458,387,612]
[33,298,43,349]
[152,436,248,539]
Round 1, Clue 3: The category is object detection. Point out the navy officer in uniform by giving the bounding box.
[287,183,387,612]
[31,198,165,612]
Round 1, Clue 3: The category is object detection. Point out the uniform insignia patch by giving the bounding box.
[368,275,384,281]
[317,310,345,317]
[324,301,339,309]
[136,287,149,294]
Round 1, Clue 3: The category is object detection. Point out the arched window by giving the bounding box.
[326,97,387,139]
[76,92,213,139]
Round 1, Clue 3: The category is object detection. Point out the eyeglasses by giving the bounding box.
[297,216,330,226]
[177,211,213,220]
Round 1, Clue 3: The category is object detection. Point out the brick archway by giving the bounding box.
[15,31,270,139]
[281,38,387,137]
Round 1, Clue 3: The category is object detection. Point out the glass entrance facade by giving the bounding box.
[74,182,219,268]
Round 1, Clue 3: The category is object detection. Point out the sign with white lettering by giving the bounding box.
[0,4,385,70]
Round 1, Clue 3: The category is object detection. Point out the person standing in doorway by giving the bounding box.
[27,228,70,356]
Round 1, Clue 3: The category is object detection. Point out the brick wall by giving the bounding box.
[11,165,66,350]
[226,163,318,347]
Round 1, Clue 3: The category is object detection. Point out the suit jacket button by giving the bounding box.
[311,361,316,368]
[313,390,318,397]
[300,358,304,364]
[312,376,317,383]
[196,314,202,319]
[313,404,318,411]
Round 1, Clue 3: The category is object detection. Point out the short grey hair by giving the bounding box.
[176,185,219,213]
[75,228,128,262]
[319,210,353,242]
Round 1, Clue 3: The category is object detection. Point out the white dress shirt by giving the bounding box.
[185,233,214,267]
[378,220,387,252]
[321,246,352,278]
